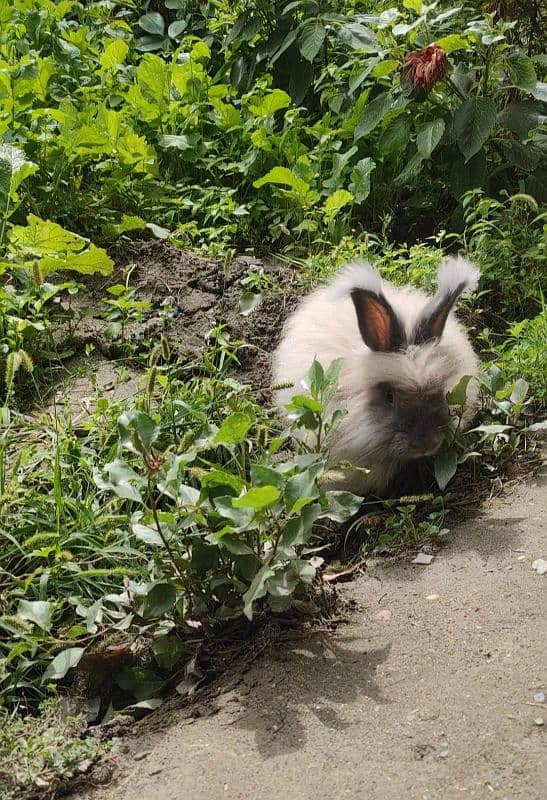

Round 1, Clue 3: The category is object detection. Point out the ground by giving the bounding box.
[71,471,546,800]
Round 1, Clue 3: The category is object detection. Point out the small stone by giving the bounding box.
[133,751,150,761]
[426,593,440,601]
[531,558,547,575]
[149,767,163,776]
[533,717,544,726]
[533,692,545,704]
[412,553,434,565]
[374,609,392,621]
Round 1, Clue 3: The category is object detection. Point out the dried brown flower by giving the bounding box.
[403,44,448,93]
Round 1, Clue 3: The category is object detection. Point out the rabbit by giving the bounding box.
[272,256,480,495]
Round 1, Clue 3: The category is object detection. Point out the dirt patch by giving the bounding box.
[57,242,299,394]
[70,472,547,800]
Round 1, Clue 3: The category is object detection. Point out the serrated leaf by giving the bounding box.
[454,97,497,162]
[434,449,457,490]
[17,600,54,631]
[378,115,411,156]
[417,118,445,158]
[299,22,326,62]
[354,92,392,141]
[232,486,281,510]
[39,243,113,276]
[43,647,85,681]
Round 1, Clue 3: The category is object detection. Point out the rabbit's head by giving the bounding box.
[329,256,479,464]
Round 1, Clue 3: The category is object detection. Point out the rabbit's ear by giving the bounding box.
[350,290,405,352]
[414,256,479,343]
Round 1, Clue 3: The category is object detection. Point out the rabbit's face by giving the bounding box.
[370,381,450,459]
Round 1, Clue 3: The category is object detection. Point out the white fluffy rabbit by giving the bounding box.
[272,256,480,494]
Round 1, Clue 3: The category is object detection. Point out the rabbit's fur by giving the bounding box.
[273,256,480,494]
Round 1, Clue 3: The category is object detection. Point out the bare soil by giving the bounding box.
[71,472,546,800]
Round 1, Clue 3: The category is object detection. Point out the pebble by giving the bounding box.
[133,751,151,761]
[533,718,544,726]
[149,767,163,776]
[533,692,545,704]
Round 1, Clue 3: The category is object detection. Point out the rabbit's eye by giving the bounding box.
[385,388,395,405]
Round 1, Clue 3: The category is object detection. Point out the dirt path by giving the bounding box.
[78,473,546,800]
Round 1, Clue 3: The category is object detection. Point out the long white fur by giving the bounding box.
[272,255,480,494]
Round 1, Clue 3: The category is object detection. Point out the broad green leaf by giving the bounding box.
[299,22,326,62]
[118,410,159,455]
[17,600,54,631]
[249,89,291,118]
[280,503,321,548]
[379,115,411,156]
[505,53,537,91]
[153,636,184,669]
[284,466,321,513]
[132,521,167,546]
[323,189,354,222]
[498,100,546,139]
[530,82,547,102]
[434,449,457,490]
[139,582,177,618]
[469,424,513,435]
[435,34,468,53]
[168,19,187,39]
[0,145,38,203]
[417,119,445,158]
[371,59,398,77]
[243,564,276,620]
[323,491,363,523]
[403,0,422,11]
[215,533,254,555]
[232,486,281,510]
[9,215,85,256]
[454,97,497,163]
[109,214,147,235]
[395,151,424,185]
[39,243,113,276]
[349,157,376,203]
[253,166,309,197]
[239,291,262,316]
[43,647,85,681]
[94,460,143,502]
[337,22,378,51]
[157,134,193,150]
[213,497,255,531]
[446,374,472,406]
[100,40,129,70]
[214,412,253,445]
[139,12,165,35]
[249,464,285,489]
[117,666,164,701]
[354,92,392,141]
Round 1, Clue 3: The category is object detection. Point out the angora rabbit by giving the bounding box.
[272,256,480,494]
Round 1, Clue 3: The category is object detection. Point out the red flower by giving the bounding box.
[403,44,448,93]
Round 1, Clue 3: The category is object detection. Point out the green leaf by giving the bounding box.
[214,412,253,445]
[17,600,54,631]
[323,491,363,523]
[395,151,424,185]
[284,466,321,513]
[371,59,398,77]
[118,410,159,455]
[232,486,281,510]
[435,34,468,53]
[379,115,411,156]
[117,666,164,701]
[139,582,177,618]
[95,460,143,503]
[505,53,537,91]
[153,636,184,669]
[39,243,114,277]
[280,503,321,548]
[249,464,285,489]
[434,449,458,491]
[157,134,193,150]
[299,22,326,62]
[323,189,354,222]
[446,374,472,406]
[253,166,309,197]
[9,214,83,256]
[403,0,422,11]
[416,118,445,158]
[43,647,85,681]
[243,564,276,620]
[239,291,262,316]
[249,89,291,117]
[215,533,254,555]
[530,81,547,102]
[0,144,37,203]
[139,12,165,35]
[99,39,129,70]
[454,97,497,163]
[349,157,376,203]
[354,92,392,141]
